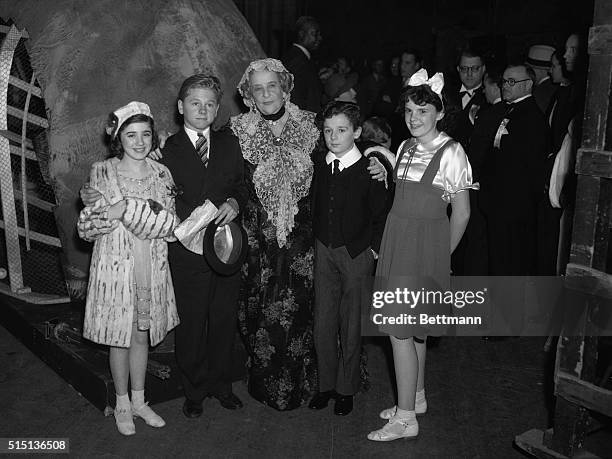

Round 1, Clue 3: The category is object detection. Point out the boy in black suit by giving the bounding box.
[309,102,389,416]
[161,74,248,418]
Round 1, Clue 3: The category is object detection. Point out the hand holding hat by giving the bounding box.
[174,200,218,255]
[174,200,248,275]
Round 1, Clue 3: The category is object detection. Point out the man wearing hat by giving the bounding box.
[526,44,556,114]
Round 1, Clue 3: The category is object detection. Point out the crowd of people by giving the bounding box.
[76,15,586,442]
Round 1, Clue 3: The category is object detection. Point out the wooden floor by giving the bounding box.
[1,302,610,457]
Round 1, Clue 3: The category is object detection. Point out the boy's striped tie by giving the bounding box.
[196,132,209,166]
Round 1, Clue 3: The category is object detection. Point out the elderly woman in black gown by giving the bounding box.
[232,59,392,411]
[230,59,320,410]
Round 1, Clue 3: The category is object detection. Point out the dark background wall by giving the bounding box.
[234,0,594,75]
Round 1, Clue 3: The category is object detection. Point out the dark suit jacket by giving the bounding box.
[358,73,387,118]
[533,78,557,115]
[311,153,389,257]
[547,83,580,152]
[445,85,488,150]
[480,96,550,221]
[161,127,247,269]
[282,45,322,112]
[468,101,508,181]
[373,75,402,118]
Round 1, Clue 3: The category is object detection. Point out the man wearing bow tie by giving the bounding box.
[448,48,488,275]
[446,48,487,149]
[460,70,508,277]
[480,64,550,277]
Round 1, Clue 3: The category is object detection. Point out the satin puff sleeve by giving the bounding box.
[438,141,479,203]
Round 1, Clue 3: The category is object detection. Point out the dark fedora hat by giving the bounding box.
[203,220,248,275]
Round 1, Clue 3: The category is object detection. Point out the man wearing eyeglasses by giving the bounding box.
[480,64,550,278]
[447,48,487,148]
[448,47,488,276]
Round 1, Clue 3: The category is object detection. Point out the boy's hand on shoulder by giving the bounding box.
[367,157,387,182]
[149,130,173,161]
[149,148,163,161]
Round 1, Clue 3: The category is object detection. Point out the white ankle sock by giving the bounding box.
[116,393,131,410]
[131,389,145,408]
[394,408,416,422]
[416,389,426,402]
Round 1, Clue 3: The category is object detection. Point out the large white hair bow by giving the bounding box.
[407,69,445,95]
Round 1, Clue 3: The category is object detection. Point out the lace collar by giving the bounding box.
[231,103,319,247]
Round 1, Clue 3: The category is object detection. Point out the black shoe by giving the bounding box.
[213,391,243,410]
[334,395,353,416]
[308,391,336,410]
[182,399,203,418]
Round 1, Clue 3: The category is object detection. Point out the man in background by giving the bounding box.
[526,44,556,114]
[282,16,323,112]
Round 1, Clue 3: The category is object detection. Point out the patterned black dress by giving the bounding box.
[230,103,319,410]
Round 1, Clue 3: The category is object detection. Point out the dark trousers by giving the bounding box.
[487,216,537,276]
[171,263,240,402]
[486,216,537,334]
[451,190,488,275]
[536,197,562,275]
[313,239,374,396]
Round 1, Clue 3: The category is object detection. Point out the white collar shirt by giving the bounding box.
[511,94,532,104]
[293,43,311,60]
[184,125,211,151]
[537,75,550,85]
[325,145,362,172]
[460,83,482,109]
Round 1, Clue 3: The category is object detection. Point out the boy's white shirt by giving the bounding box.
[184,125,211,150]
[325,144,361,171]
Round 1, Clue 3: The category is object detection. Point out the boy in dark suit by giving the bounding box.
[160,74,248,418]
[309,102,389,416]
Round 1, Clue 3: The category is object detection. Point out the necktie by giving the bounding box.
[196,132,209,166]
[333,159,341,175]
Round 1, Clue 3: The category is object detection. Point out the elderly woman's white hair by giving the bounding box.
[237,58,295,107]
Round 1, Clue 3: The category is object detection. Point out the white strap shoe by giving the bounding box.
[114,406,136,436]
[367,417,419,442]
[132,402,166,428]
[379,397,427,419]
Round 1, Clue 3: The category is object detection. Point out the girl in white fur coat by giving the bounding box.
[78,102,179,436]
